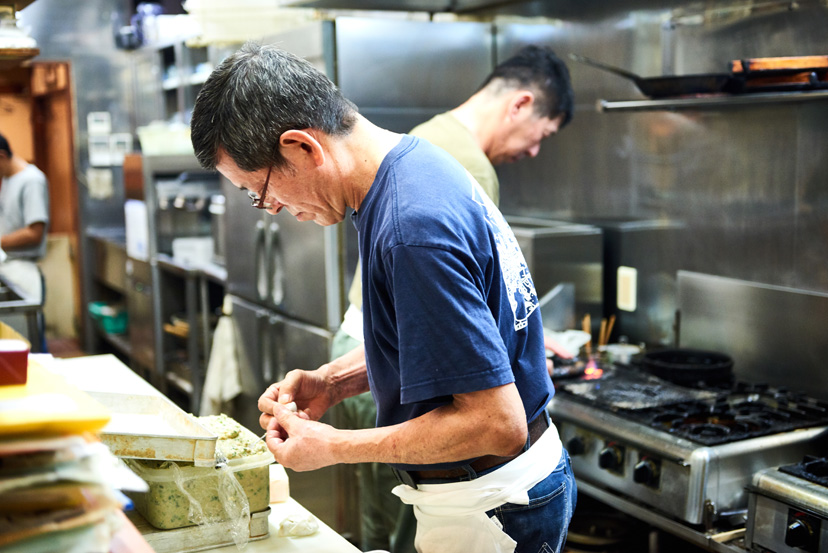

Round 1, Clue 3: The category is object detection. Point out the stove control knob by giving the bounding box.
[598,445,623,471]
[566,436,585,456]
[633,458,659,486]
[785,518,814,548]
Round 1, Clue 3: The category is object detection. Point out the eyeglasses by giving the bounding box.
[248,165,272,209]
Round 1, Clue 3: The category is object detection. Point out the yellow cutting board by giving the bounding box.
[0,361,111,437]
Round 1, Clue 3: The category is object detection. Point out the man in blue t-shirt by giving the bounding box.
[191,42,576,553]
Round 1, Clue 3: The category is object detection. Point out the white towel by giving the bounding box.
[200,296,244,416]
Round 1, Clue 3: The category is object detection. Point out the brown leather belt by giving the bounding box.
[392,412,550,488]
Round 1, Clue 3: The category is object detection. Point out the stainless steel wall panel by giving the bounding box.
[496,5,828,362]
[670,3,828,75]
[677,271,828,401]
[495,16,664,221]
[334,17,493,109]
[507,217,604,325]
[793,102,828,293]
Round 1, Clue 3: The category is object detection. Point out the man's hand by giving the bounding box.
[258,367,333,433]
[264,402,337,471]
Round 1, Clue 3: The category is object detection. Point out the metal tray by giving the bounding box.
[128,507,271,553]
[88,392,217,467]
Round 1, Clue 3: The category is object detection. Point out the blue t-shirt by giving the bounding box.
[353,136,553,471]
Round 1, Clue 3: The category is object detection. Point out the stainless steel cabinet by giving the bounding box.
[227,294,339,531]
[229,295,333,430]
[221,177,343,331]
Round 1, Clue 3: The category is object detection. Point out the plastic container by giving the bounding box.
[172,236,214,267]
[126,449,272,530]
[182,0,314,44]
[88,301,128,335]
[124,199,149,261]
[136,122,193,156]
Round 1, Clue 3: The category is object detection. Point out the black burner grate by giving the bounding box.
[562,377,828,446]
[780,456,828,487]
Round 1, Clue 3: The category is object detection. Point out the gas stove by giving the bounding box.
[746,456,828,553]
[548,368,828,528]
[615,382,828,447]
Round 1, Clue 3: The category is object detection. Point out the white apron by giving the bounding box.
[0,259,43,303]
[392,422,562,553]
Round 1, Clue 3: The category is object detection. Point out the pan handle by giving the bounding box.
[568,53,642,82]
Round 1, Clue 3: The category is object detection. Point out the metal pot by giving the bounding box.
[641,348,733,387]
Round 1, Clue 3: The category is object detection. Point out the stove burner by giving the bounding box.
[683,423,732,439]
[780,455,828,487]
[561,376,828,446]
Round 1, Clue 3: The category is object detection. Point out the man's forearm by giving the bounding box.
[0,223,45,251]
[324,343,370,404]
[332,383,527,466]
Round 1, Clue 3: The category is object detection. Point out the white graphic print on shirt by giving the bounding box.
[467,173,538,331]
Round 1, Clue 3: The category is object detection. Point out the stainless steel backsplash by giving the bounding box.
[495,3,828,370]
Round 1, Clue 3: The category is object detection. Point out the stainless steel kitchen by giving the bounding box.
[1,0,827,552]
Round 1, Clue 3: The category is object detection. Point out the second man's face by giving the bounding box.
[491,113,564,166]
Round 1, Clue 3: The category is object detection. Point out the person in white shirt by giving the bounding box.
[0,132,49,303]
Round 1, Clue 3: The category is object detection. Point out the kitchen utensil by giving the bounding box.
[641,348,733,387]
[570,53,739,98]
[605,315,616,344]
[598,318,608,347]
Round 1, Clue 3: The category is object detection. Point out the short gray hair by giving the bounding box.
[191,42,358,172]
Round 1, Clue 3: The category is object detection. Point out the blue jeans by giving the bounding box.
[486,450,577,553]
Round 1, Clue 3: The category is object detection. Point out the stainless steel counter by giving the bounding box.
[0,274,43,351]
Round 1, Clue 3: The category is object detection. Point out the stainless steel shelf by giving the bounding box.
[98,331,132,358]
[166,370,194,395]
[598,90,828,112]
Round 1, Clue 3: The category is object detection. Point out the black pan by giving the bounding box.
[570,54,740,98]
[641,348,734,387]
